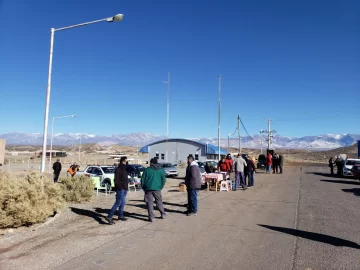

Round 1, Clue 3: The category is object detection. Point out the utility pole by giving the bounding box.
[218,74,221,161]
[267,119,271,149]
[228,134,231,153]
[166,72,170,162]
[163,72,170,162]
[237,115,241,154]
[79,134,82,161]
[260,119,276,152]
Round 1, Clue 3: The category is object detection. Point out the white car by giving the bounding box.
[343,159,360,176]
[76,165,116,191]
[159,163,179,177]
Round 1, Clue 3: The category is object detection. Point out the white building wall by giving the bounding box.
[148,140,207,164]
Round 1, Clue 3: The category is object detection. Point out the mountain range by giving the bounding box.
[0,132,359,150]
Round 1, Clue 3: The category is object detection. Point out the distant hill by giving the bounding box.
[322,143,358,157]
[1,132,359,150]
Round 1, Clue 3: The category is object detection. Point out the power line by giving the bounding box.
[229,127,238,137]
[240,119,252,138]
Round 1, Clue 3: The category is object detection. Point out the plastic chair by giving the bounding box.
[93,176,107,196]
[219,180,229,192]
[128,181,137,193]
[226,180,234,191]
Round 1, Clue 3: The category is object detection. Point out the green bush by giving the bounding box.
[0,172,65,229]
[60,175,94,203]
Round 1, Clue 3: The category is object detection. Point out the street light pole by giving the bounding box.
[40,14,124,173]
[49,115,76,172]
[218,74,221,161]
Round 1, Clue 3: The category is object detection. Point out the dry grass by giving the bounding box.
[0,173,95,229]
[60,175,94,203]
[0,172,65,229]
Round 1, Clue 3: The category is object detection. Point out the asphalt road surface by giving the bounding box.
[55,166,360,270]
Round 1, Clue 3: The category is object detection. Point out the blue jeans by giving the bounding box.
[187,189,198,213]
[108,189,128,219]
[235,172,245,188]
[267,165,272,173]
[248,171,254,186]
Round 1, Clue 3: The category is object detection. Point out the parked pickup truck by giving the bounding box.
[76,165,116,192]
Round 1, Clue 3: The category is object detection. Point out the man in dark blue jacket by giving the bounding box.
[185,155,202,216]
[106,156,128,225]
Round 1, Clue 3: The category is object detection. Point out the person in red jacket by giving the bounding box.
[217,157,229,172]
[225,154,233,172]
[266,153,272,174]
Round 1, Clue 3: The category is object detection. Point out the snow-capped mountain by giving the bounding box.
[189,134,360,149]
[0,132,359,149]
[0,132,166,147]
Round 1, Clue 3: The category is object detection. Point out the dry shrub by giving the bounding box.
[60,175,94,203]
[0,172,65,229]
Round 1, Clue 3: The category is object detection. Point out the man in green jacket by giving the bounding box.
[141,157,167,222]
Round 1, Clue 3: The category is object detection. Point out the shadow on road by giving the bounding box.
[94,208,150,222]
[307,172,341,178]
[70,207,107,225]
[127,203,185,215]
[129,200,186,208]
[320,179,360,185]
[258,224,360,249]
[342,188,360,196]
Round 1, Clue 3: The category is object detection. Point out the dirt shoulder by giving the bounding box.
[0,177,213,269]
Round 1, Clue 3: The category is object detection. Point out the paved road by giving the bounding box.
[56,166,360,270]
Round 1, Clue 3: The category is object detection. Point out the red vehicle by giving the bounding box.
[351,164,360,181]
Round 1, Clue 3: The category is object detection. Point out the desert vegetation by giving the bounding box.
[0,172,94,229]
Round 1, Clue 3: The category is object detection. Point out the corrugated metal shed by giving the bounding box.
[139,138,227,155]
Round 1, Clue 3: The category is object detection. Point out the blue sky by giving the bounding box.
[0,0,359,139]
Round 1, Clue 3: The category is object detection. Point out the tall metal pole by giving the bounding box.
[166,72,170,162]
[79,134,81,161]
[218,75,221,161]
[39,14,124,173]
[237,115,241,154]
[40,28,55,173]
[49,117,55,173]
[267,119,271,150]
[228,134,230,153]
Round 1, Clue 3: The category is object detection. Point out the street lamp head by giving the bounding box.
[107,14,124,22]
[71,115,76,118]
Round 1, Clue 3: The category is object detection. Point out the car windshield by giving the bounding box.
[258,155,266,161]
[162,163,173,168]
[101,167,115,174]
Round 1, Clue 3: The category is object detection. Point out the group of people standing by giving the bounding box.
[328,156,345,176]
[266,153,284,174]
[106,154,202,224]
[217,153,256,191]
[52,160,80,182]
[106,156,168,224]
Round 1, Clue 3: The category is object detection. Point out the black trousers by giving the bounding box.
[53,173,60,183]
